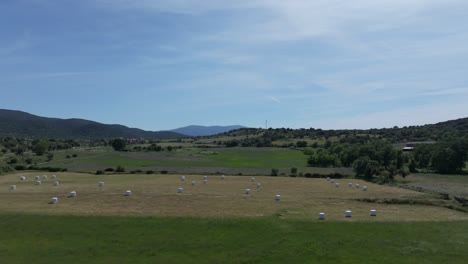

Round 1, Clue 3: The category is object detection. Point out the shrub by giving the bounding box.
[8,158,18,164]
[146,170,155,174]
[31,166,67,172]
[104,168,115,172]
[271,168,279,176]
[290,167,298,176]
[14,165,27,170]
[115,166,125,172]
[95,170,104,175]
[0,166,14,173]
[160,170,168,174]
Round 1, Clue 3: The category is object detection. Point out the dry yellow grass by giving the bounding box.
[1,172,467,221]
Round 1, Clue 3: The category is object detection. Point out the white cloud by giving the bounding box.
[267,95,281,104]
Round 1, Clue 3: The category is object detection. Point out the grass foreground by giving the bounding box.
[1,213,467,264]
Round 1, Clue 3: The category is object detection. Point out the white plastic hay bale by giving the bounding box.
[51,175,57,179]
[53,181,60,186]
[326,177,330,181]
[20,176,26,181]
[203,175,208,180]
[355,184,360,189]
[335,182,340,188]
[181,175,186,181]
[35,176,40,180]
[275,194,281,201]
[345,210,352,218]
[50,197,58,204]
[331,179,335,183]
[177,187,183,193]
[251,177,256,182]
[256,183,262,188]
[203,179,208,184]
[363,186,368,191]
[221,175,225,180]
[370,209,377,216]
[36,180,42,185]
[42,175,47,180]
[318,212,326,220]
[191,180,196,186]
[125,190,132,196]
[69,191,77,197]
[9,185,16,190]
[245,188,251,194]
[348,182,352,187]
[99,181,105,187]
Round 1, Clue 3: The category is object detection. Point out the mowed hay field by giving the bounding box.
[1,172,467,221]
[2,173,468,263]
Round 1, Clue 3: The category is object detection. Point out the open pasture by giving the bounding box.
[1,172,466,221]
[399,173,468,199]
[42,147,350,175]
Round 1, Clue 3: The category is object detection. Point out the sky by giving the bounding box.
[1,0,468,131]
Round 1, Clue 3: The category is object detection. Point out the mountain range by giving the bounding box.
[0,109,243,139]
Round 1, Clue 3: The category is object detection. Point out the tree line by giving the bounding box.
[303,138,468,180]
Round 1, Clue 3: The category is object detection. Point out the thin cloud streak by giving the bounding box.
[268,96,281,104]
[421,87,468,96]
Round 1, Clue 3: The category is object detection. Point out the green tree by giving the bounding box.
[431,139,468,174]
[32,139,49,156]
[395,150,404,169]
[408,158,418,173]
[352,157,379,180]
[296,141,308,148]
[46,153,54,161]
[307,149,337,167]
[413,144,433,168]
[110,139,127,151]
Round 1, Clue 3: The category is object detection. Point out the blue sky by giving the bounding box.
[1,0,468,131]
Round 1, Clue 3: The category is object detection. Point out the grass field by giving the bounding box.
[1,214,467,264]
[41,147,350,175]
[1,172,466,220]
[1,172,468,263]
[398,173,468,199]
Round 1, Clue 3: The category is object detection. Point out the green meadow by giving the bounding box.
[1,214,467,264]
[41,147,348,175]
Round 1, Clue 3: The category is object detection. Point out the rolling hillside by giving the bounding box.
[170,125,246,136]
[0,109,185,139]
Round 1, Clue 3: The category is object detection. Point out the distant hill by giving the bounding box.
[170,125,246,137]
[0,109,185,139]
[220,117,468,146]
